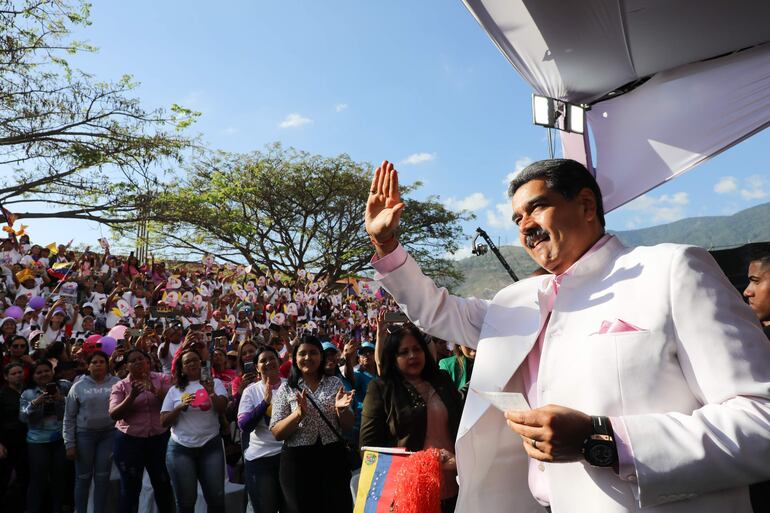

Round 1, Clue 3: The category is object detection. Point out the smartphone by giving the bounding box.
[201,366,212,382]
[210,328,228,338]
[384,311,410,324]
[127,329,142,337]
[243,361,256,374]
[45,383,58,395]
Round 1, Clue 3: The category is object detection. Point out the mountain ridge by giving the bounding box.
[452,201,770,299]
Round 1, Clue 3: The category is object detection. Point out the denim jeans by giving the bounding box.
[166,436,225,513]
[74,428,114,513]
[244,453,282,513]
[113,430,174,513]
[27,440,67,513]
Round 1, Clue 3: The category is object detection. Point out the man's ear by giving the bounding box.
[577,187,598,223]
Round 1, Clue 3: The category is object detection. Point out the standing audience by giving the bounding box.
[270,335,355,513]
[0,362,29,513]
[109,348,174,513]
[161,349,228,513]
[63,351,120,513]
[19,359,71,513]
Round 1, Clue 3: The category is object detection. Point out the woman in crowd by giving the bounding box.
[270,335,355,513]
[360,325,463,513]
[438,345,476,391]
[109,348,174,513]
[19,359,71,513]
[2,334,33,383]
[63,351,120,513]
[211,347,237,393]
[40,304,69,349]
[0,316,17,346]
[0,362,29,513]
[161,349,228,513]
[238,346,285,513]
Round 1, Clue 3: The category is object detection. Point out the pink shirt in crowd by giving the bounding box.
[109,371,171,437]
[371,235,637,507]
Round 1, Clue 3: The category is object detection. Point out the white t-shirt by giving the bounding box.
[238,380,284,460]
[161,379,227,448]
[16,279,42,300]
[158,341,182,375]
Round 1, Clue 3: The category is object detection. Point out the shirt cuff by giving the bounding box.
[610,416,638,483]
[370,244,408,278]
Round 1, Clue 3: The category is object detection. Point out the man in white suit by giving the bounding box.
[365,159,770,513]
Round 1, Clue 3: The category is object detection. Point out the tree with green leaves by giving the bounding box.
[145,144,469,285]
[0,0,196,225]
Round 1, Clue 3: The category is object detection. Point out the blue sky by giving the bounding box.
[21,0,770,258]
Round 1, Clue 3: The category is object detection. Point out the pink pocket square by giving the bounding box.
[597,319,643,334]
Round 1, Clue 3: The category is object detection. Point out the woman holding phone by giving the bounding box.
[19,359,71,513]
[109,348,174,513]
[161,349,228,513]
[238,346,285,513]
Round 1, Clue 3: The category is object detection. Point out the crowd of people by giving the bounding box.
[0,231,476,513]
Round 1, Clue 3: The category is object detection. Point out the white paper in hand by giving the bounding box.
[473,389,531,412]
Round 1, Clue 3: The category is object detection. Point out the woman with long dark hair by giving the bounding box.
[0,362,29,513]
[270,335,355,513]
[19,359,71,513]
[161,349,228,513]
[238,346,285,513]
[360,325,463,513]
[109,348,174,513]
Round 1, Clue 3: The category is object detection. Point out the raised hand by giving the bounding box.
[365,160,405,245]
[334,386,354,412]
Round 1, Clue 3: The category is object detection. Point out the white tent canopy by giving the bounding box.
[463,0,770,211]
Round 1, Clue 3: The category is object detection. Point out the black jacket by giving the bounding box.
[359,370,462,452]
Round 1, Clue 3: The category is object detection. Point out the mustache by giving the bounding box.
[524,227,550,248]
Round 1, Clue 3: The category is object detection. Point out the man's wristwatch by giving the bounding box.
[582,416,618,467]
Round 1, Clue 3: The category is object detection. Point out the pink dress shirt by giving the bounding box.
[371,236,638,506]
[109,371,171,437]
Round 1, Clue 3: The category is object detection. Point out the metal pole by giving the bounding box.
[475,227,519,282]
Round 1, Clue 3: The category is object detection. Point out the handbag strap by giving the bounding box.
[301,387,346,443]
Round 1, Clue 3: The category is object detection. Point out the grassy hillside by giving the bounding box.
[453,202,770,298]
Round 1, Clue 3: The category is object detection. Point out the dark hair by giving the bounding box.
[45,341,66,360]
[173,349,201,390]
[288,334,323,389]
[749,244,770,270]
[379,325,438,384]
[86,350,110,366]
[10,335,28,352]
[508,159,605,227]
[3,361,24,376]
[30,359,53,376]
[123,348,150,365]
[255,345,280,364]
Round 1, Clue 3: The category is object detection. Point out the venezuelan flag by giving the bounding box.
[354,450,409,513]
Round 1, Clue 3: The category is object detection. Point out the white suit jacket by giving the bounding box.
[374,236,770,513]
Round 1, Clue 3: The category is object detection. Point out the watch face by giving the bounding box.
[589,444,614,466]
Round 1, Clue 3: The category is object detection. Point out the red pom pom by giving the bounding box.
[393,449,442,513]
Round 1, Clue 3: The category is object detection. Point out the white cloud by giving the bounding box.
[486,202,514,229]
[714,176,737,194]
[503,157,534,186]
[279,113,312,129]
[335,103,348,112]
[740,175,768,200]
[622,192,689,224]
[444,192,489,212]
[445,244,474,261]
[399,152,436,165]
